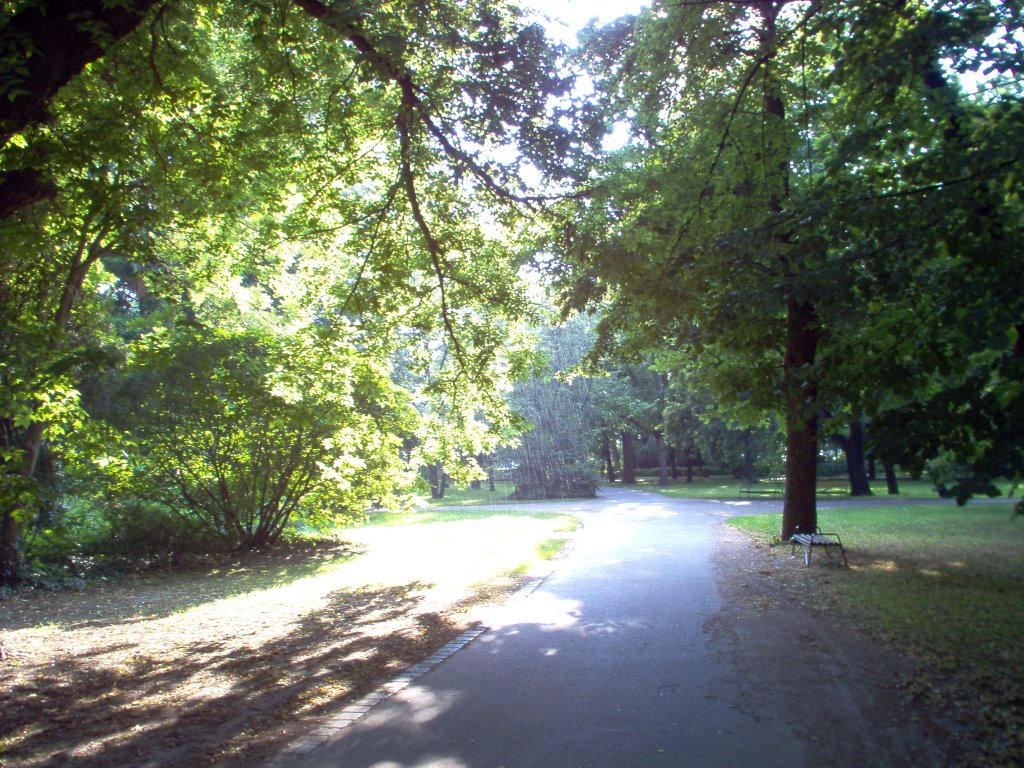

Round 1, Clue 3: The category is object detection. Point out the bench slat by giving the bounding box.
[789,529,848,567]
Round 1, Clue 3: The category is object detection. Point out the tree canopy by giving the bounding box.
[1,0,1022,586]
[555,0,1024,537]
[0,0,567,585]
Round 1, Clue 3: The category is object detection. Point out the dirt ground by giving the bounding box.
[0,539,527,768]
[708,524,970,767]
[0,522,974,768]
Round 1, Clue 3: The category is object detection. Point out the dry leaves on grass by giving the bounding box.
[0,519,553,768]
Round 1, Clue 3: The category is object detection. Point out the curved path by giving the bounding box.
[276,486,947,767]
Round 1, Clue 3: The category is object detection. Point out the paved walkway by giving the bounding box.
[273,487,946,768]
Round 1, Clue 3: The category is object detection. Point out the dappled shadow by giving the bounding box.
[0,579,467,768]
[720,526,1024,767]
[0,541,364,632]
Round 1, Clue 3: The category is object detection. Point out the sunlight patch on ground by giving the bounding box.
[603,501,679,520]
[865,560,901,572]
[473,590,582,634]
[0,510,573,768]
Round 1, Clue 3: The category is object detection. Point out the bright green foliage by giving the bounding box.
[99,324,416,549]
[0,0,567,584]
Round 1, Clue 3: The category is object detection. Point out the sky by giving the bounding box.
[518,0,650,44]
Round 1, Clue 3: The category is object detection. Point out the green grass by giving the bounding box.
[420,482,518,506]
[729,503,1024,766]
[362,506,577,529]
[635,475,1011,500]
[631,476,749,498]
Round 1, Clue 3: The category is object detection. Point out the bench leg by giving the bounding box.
[802,543,811,566]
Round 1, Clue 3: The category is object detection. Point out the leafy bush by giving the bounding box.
[99,324,417,550]
[509,462,598,500]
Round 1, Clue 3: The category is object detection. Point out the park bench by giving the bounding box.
[738,479,785,498]
[817,479,849,496]
[789,526,849,567]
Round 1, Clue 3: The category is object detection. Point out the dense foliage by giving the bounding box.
[499,318,600,500]
[0,0,566,586]
[554,0,1024,537]
[1,0,1022,585]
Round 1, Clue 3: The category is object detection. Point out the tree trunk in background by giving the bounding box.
[654,431,669,486]
[742,430,757,484]
[621,432,637,484]
[0,420,44,587]
[602,435,616,483]
[428,464,445,499]
[835,421,872,496]
[883,461,900,495]
[685,445,694,483]
[0,505,25,588]
[669,446,679,479]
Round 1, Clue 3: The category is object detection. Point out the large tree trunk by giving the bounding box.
[753,3,819,541]
[621,432,637,485]
[781,298,820,540]
[0,1,161,218]
[834,420,872,496]
[654,431,669,486]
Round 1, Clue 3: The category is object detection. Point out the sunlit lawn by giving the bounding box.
[420,481,518,506]
[420,481,598,507]
[0,506,579,768]
[729,502,1024,764]
[353,506,578,582]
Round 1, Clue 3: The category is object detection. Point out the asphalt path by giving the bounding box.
[276,486,942,768]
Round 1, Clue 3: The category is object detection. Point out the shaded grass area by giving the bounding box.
[638,475,979,500]
[729,503,1024,767]
[0,508,576,768]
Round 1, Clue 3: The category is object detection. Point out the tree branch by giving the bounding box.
[291,0,546,209]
